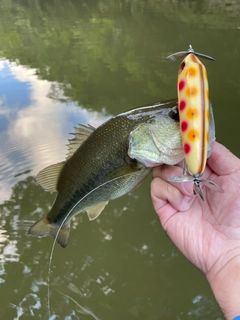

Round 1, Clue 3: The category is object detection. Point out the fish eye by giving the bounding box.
[170,108,179,121]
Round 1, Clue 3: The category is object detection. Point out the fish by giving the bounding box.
[28,99,184,248]
[166,45,224,200]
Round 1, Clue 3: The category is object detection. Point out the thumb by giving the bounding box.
[207,142,240,176]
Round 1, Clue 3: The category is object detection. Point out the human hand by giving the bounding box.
[151,141,240,319]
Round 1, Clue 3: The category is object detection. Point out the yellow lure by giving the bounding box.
[166,45,224,200]
[177,53,209,175]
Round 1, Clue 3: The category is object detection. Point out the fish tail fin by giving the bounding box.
[27,218,70,248]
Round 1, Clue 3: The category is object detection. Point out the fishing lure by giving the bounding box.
[166,45,223,200]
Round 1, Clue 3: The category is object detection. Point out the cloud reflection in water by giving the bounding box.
[0,60,110,203]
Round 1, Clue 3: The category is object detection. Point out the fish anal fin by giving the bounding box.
[86,201,109,221]
[66,124,95,159]
[37,162,65,192]
[27,218,70,248]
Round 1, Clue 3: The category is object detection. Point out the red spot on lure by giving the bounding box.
[181,121,188,132]
[178,80,185,91]
[184,143,191,154]
[179,100,186,111]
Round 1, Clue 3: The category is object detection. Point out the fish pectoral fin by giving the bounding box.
[86,201,109,221]
[37,161,65,192]
[27,218,70,248]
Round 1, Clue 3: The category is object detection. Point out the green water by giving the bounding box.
[0,1,240,319]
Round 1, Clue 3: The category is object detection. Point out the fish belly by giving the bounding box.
[68,165,151,218]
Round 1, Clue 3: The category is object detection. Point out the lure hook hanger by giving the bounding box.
[168,172,224,201]
[166,44,215,62]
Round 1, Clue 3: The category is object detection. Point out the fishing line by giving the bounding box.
[47,170,140,318]
[55,290,101,320]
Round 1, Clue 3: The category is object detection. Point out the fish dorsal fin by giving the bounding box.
[86,201,109,221]
[36,161,65,192]
[36,124,95,191]
[66,124,95,159]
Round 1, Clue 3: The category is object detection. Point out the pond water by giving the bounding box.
[0,1,240,319]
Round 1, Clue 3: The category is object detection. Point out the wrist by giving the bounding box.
[206,249,240,320]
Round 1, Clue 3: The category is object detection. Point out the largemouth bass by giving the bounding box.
[28,99,183,248]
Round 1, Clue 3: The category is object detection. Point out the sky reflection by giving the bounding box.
[0,60,110,203]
